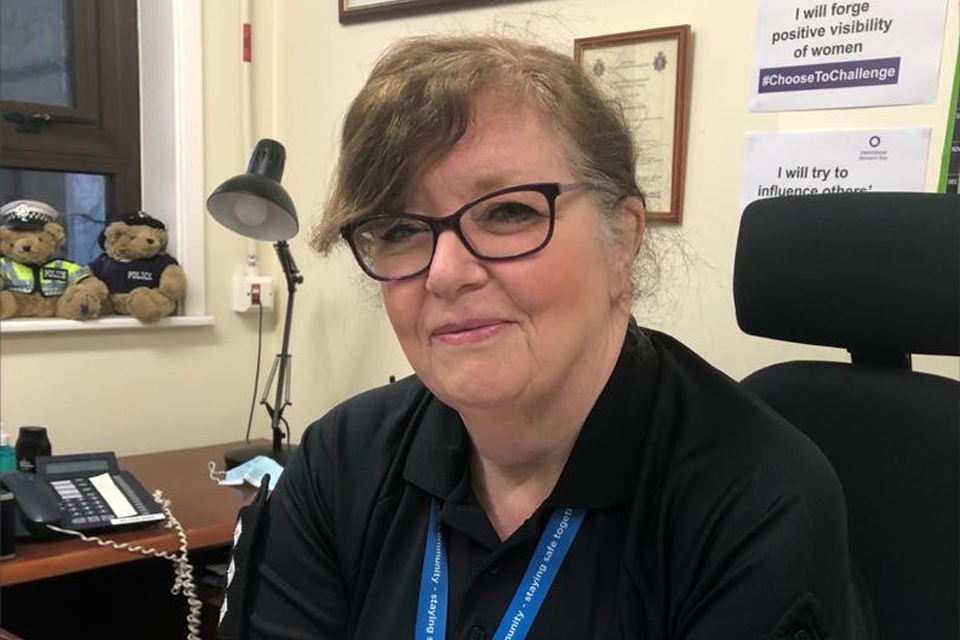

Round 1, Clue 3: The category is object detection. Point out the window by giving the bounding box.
[1,0,207,333]
[1,0,140,266]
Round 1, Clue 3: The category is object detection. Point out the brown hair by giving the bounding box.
[312,34,645,254]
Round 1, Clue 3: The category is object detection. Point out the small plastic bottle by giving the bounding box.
[0,424,16,473]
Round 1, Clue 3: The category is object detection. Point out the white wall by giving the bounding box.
[0,0,956,456]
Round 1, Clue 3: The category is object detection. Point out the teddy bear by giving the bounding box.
[0,200,109,321]
[89,211,186,322]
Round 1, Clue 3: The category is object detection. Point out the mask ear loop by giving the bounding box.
[208,460,227,482]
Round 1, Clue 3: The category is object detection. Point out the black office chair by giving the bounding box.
[733,192,959,640]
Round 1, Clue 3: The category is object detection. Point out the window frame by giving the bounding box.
[1,0,142,216]
[1,0,209,334]
[1,1,101,123]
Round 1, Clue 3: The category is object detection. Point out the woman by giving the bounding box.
[231,35,869,639]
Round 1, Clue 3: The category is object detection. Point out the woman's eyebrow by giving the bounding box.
[471,174,517,193]
[398,174,536,214]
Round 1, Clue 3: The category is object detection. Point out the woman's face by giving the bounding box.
[382,88,640,414]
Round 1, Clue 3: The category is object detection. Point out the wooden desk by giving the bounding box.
[0,440,260,586]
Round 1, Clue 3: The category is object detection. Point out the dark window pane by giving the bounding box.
[1,167,106,265]
[0,0,74,107]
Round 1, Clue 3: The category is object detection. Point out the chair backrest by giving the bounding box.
[733,192,960,640]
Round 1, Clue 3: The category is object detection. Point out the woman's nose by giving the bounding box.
[424,229,487,298]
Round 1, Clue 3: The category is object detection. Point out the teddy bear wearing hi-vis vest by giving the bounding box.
[0,200,108,321]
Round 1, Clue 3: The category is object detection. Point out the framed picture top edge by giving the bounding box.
[573,24,691,63]
[338,0,514,24]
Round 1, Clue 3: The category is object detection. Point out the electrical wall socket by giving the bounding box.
[233,275,274,312]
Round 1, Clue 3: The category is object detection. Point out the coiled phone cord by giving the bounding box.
[46,489,202,640]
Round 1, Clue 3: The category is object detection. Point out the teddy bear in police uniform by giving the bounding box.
[0,200,109,321]
[89,211,186,322]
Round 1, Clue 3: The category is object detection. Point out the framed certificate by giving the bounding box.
[340,0,497,24]
[575,26,691,222]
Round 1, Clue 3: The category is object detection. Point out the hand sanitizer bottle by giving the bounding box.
[0,424,16,473]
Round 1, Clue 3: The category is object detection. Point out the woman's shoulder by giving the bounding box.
[643,328,812,447]
[640,326,844,520]
[299,373,432,465]
[276,375,435,548]
[630,329,866,640]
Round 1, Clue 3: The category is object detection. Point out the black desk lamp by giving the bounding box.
[207,139,303,468]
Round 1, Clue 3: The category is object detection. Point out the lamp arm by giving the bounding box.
[269,240,303,457]
[274,240,303,292]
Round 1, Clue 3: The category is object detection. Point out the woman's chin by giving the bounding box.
[429,368,526,413]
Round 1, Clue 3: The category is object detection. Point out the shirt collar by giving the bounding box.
[544,321,658,508]
[403,319,659,510]
[403,399,470,500]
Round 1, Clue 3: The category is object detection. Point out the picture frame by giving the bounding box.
[575,25,691,222]
[339,0,494,24]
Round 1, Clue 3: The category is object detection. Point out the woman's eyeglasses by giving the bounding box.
[340,182,589,281]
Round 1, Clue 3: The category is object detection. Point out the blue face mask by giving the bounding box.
[208,455,284,491]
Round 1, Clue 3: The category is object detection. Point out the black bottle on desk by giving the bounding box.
[16,426,51,473]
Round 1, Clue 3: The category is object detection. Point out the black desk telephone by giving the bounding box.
[1,452,165,538]
[1,453,204,637]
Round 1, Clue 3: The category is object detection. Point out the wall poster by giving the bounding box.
[750,0,949,111]
[741,128,931,212]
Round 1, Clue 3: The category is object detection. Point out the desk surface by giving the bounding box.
[0,440,262,586]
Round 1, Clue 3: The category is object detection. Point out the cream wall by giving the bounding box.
[274,0,960,441]
[0,1,281,456]
[0,0,956,457]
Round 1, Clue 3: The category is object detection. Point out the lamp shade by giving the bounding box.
[207,139,299,241]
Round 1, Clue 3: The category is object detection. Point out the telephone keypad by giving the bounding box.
[50,478,116,526]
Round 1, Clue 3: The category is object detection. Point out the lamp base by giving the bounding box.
[224,442,299,470]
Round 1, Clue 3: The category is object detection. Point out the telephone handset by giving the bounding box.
[1,451,165,537]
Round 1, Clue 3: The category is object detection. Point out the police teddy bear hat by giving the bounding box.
[97,210,167,249]
[0,200,58,231]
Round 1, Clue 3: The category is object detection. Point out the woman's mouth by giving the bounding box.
[431,319,510,345]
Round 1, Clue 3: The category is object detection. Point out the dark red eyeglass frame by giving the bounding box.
[340,182,589,282]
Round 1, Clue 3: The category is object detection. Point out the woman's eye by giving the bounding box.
[479,202,541,225]
[379,221,425,244]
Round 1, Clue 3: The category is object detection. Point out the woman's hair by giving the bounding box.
[313,34,658,299]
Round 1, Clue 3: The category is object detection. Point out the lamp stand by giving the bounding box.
[225,240,303,470]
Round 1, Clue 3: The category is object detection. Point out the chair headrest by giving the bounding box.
[734,192,959,358]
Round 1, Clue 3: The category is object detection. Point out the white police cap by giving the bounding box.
[0,200,59,229]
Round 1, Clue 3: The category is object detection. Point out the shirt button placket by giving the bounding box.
[468,624,486,640]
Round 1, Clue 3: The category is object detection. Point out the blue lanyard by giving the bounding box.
[415,498,586,640]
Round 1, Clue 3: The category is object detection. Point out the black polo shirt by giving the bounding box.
[239,325,869,639]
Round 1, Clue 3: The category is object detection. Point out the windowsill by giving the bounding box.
[0,315,214,335]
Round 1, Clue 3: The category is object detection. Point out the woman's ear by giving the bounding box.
[622,196,645,258]
[608,196,646,309]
